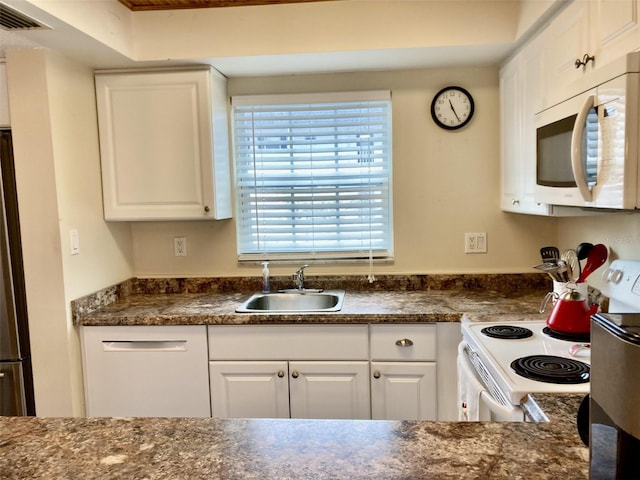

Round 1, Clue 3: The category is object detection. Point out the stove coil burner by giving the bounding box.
[481,325,534,340]
[510,355,590,384]
[543,326,590,343]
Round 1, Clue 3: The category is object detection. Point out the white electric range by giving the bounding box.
[458,259,640,422]
[462,321,590,405]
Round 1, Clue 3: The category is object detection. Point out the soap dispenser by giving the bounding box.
[261,262,271,293]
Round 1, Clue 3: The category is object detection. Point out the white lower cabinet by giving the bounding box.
[288,361,370,419]
[81,323,443,420]
[81,325,211,417]
[209,360,370,419]
[208,325,371,419]
[370,362,437,420]
[209,361,290,418]
[369,324,438,421]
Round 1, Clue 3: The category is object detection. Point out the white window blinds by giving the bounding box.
[232,91,393,261]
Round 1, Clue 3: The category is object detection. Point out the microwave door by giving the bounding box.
[571,94,597,202]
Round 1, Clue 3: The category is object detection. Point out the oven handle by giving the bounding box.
[458,342,524,422]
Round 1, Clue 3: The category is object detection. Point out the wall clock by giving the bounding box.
[430,86,475,130]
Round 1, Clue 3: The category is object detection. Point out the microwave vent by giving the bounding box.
[0,2,51,30]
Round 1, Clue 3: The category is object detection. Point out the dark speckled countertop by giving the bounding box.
[72,274,552,326]
[0,415,588,479]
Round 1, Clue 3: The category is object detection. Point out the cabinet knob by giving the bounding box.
[204,205,210,213]
[395,338,414,347]
[277,371,285,378]
[373,371,381,379]
[575,53,595,69]
[512,199,520,205]
[291,371,299,379]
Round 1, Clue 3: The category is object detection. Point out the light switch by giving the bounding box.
[70,229,80,255]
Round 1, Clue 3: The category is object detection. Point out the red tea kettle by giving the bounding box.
[545,288,598,335]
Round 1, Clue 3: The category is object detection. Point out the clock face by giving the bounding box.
[430,86,475,130]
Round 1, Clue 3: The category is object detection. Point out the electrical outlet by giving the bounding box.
[174,237,187,257]
[465,232,487,254]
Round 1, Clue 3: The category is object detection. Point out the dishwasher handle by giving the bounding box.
[102,340,188,352]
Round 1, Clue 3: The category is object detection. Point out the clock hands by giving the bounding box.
[448,99,461,122]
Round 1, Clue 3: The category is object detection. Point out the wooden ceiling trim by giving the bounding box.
[118,0,336,11]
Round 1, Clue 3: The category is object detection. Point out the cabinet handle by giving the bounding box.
[575,53,595,69]
[373,371,381,379]
[291,371,299,379]
[395,338,414,347]
[511,199,520,205]
[204,205,211,213]
[102,340,187,352]
[277,371,285,378]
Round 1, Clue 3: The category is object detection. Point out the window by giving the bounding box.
[232,91,393,261]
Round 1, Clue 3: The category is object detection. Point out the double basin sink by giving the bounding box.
[236,290,346,313]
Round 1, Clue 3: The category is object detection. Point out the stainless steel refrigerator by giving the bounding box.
[0,129,35,416]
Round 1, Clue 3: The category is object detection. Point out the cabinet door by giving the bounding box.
[519,37,553,215]
[590,0,640,69]
[289,361,370,419]
[370,362,437,421]
[500,56,523,212]
[209,361,289,418]
[544,1,591,108]
[95,68,231,221]
[500,39,551,216]
[82,325,211,417]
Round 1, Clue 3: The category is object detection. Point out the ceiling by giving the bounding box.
[0,0,565,77]
[117,0,334,11]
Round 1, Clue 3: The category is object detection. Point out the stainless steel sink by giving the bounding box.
[236,290,345,313]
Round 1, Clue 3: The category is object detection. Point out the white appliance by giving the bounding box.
[458,259,640,422]
[534,52,640,209]
[458,321,590,421]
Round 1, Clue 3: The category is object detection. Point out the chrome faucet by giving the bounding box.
[293,264,309,290]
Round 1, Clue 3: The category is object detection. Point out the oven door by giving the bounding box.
[457,342,525,422]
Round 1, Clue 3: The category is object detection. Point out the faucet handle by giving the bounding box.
[293,264,309,290]
[295,264,309,274]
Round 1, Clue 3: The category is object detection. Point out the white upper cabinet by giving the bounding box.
[95,67,231,221]
[542,0,640,109]
[0,62,10,127]
[590,0,640,69]
[500,35,552,215]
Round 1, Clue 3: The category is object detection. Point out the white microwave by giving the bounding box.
[534,53,640,209]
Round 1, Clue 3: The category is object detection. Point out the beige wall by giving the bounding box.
[6,47,134,416]
[131,66,559,278]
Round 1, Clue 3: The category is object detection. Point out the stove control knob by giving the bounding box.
[604,268,624,284]
[611,269,624,283]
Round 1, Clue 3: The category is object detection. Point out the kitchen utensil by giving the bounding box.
[540,246,560,262]
[546,287,598,335]
[533,261,567,282]
[561,249,580,283]
[575,242,594,278]
[576,242,594,262]
[578,243,608,282]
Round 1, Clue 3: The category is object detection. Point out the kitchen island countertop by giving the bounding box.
[0,412,588,480]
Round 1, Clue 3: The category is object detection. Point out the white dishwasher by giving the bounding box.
[81,325,211,417]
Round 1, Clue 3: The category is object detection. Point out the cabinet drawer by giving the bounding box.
[208,325,369,360]
[370,324,436,361]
